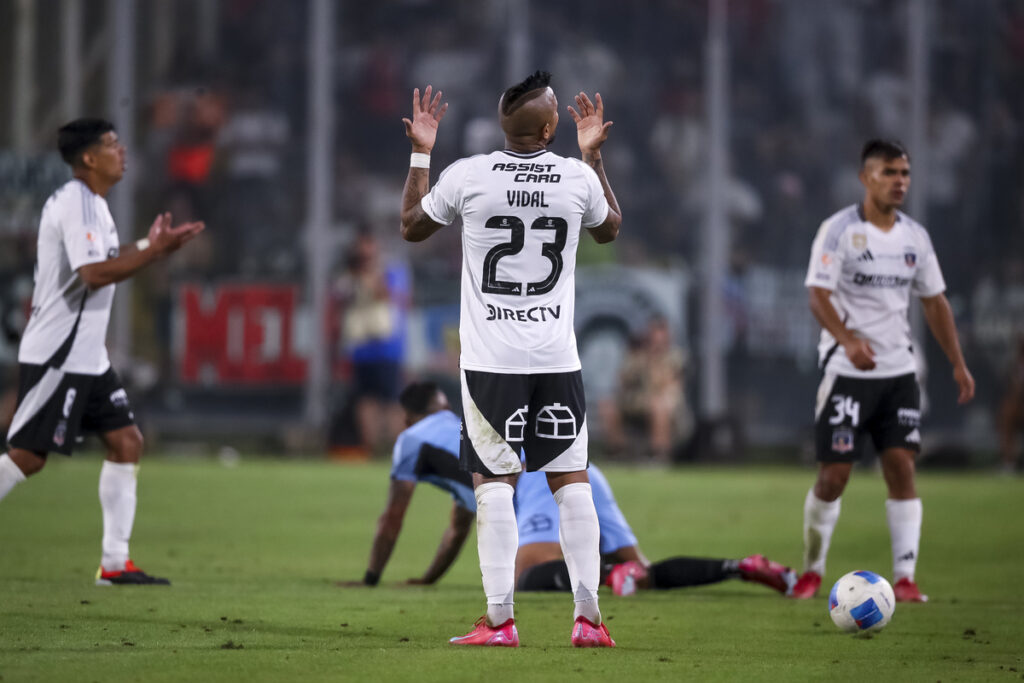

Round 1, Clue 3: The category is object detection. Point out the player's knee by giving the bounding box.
[110,427,144,462]
[815,470,849,500]
[126,428,145,459]
[9,449,46,476]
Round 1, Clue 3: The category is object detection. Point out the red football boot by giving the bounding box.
[893,577,928,603]
[449,616,519,646]
[789,570,821,599]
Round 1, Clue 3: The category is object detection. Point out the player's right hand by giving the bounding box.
[402,85,448,153]
[148,212,205,256]
[843,338,876,370]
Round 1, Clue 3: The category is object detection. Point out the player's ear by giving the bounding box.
[78,147,97,171]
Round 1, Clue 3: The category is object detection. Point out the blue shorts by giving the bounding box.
[514,463,637,555]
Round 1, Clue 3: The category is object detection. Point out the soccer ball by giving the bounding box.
[828,570,896,633]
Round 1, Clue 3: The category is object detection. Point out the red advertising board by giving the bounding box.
[180,284,308,384]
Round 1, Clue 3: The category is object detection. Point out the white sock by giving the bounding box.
[99,461,138,571]
[474,482,516,625]
[553,482,602,624]
[0,453,27,501]
[886,498,922,581]
[803,488,841,576]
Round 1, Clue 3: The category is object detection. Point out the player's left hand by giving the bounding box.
[567,92,613,156]
[953,363,975,404]
[402,85,448,154]
[148,212,205,256]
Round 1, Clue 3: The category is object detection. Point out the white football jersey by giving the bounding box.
[422,149,609,373]
[19,179,119,375]
[805,204,946,378]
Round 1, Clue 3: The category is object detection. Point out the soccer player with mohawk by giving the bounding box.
[399,71,622,647]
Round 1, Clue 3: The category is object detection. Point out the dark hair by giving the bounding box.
[58,118,115,166]
[500,70,553,115]
[399,381,440,415]
[861,139,909,166]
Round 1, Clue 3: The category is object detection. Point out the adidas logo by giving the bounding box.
[857,249,875,262]
[897,550,915,562]
[906,428,921,443]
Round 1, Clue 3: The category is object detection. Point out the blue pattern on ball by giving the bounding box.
[853,570,881,584]
[850,597,884,629]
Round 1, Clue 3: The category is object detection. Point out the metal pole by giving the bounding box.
[151,0,174,79]
[907,0,929,226]
[62,0,83,122]
[12,0,35,151]
[506,0,529,85]
[699,0,729,420]
[907,0,929,341]
[304,0,334,434]
[198,0,220,62]
[107,0,137,366]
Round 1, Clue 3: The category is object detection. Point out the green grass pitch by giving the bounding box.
[0,457,1021,682]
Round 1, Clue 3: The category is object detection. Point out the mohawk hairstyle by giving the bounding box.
[861,139,909,166]
[500,70,553,115]
[399,381,441,416]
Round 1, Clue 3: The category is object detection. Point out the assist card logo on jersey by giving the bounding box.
[832,428,855,453]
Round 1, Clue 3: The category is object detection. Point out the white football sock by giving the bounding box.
[803,488,841,576]
[886,498,922,581]
[0,453,27,501]
[553,482,602,624]
[99,461,138,572]
[474,482,517,626]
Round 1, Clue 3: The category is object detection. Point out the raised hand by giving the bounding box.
[567,92,613,156]
[148,212,205,256]
[402,85,448,153]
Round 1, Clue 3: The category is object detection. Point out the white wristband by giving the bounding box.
[135,237,150,251]
[410,153,431,169]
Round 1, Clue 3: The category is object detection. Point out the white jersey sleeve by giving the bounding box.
[804,216,847,291]
[910,226,946,298]
[421,159,471,226]
[578,161,610,229]
[61,185,109,272]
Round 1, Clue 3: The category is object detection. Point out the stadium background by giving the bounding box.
[0,0,1021,465]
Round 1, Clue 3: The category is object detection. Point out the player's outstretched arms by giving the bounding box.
[400,86,448,242]
[920,293,975,403]
[78,212,204,289]
[568,92,621,244]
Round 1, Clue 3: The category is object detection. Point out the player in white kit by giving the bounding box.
[0,119,204,585]
[791,140,975,602]
[399,72,622,647]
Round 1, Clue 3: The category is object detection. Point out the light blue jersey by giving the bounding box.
[391,410,475,511]
[514,463,637,554]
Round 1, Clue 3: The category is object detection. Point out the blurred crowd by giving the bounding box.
[1,0,1023,463]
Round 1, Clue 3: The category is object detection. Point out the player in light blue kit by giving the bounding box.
[347,381,476,587]
[514,465,797,597]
